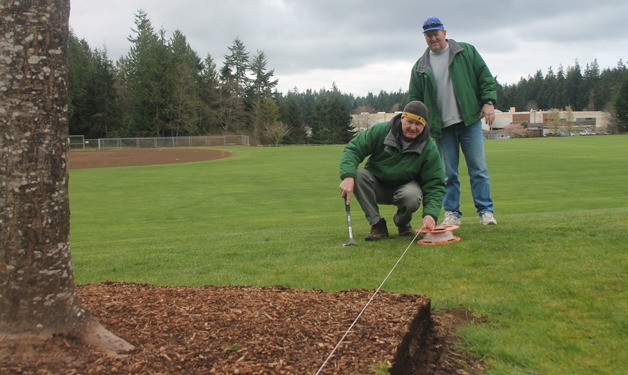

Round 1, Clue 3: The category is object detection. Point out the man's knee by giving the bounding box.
[395,183,422,210]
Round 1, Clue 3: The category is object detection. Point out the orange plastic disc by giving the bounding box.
[418,236,461,245]
[417,224,461,245]
[417,224,459,234]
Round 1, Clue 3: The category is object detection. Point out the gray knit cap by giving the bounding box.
[402,101,428,126]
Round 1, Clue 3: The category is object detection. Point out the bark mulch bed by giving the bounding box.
[0,282,484,374]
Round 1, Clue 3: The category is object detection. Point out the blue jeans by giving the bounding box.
[437,120,493,217]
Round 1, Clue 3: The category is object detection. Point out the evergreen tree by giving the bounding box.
[221,37,250,98]
[67,33,118,138]
[215,81,245,134]
[248,50,278,143]
[198,54,221,133]
[542,67,557,110]
[564,61,584,110]
[298,88,316,132]
[528,70,544,110]
[87,47,118,138]
[169,31,203,136]
[218,38,250,132]
[120,11,174,136]
[279,91,307,144]
[66,9,628,139]
[495,77,509,112]
[310,85,353,144]
[597,60,628,112]
[613,76,628,132]
[249,50,278,98]
[554,65,566,109]
[67,32,94,136]
[583,59,601,111]
[360,92,377,111]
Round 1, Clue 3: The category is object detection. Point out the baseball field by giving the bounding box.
[31,135,627,373]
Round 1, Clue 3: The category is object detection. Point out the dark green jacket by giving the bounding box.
[408,39,497,138]
[339,114,445,219]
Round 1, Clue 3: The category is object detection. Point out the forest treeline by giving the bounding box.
[69,11,628,144]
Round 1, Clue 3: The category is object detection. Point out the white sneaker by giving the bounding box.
[441,211,461,226]
[480,212,497,225]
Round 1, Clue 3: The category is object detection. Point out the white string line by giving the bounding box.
[316,231,421,375]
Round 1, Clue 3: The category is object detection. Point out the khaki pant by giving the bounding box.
[353,169,423,227]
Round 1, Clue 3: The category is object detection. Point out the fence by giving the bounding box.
[69,135,85,150]
[73,135,249,150]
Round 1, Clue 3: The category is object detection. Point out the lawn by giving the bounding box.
[69,134,628,374]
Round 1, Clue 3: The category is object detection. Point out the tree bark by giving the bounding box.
[0,0,132,355]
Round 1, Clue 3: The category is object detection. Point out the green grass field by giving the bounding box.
[69,135,628,374]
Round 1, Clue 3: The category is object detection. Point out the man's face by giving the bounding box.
[424,29,447,53]
[401,116,426,140]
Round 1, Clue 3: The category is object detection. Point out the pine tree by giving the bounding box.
[67,32,95,136]
[198,54,221,133]
[121,11,174,136]
[311,85,353,144]
[583,59,601,111]
[88,47,118,138]
[279,91,307,144]
[248,50,278,143]
[218,38,250,133]
[613,77,628,132]
[169,31,203,136]
[221,37,250,98]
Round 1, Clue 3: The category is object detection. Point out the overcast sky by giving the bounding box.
[69,0,628,97]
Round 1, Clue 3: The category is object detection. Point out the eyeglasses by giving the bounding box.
[422,22,443,31]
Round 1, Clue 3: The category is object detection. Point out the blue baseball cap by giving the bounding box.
[422,16,444,33]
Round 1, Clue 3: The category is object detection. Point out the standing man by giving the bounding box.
[409,16,498,226]
[339,101,445,241]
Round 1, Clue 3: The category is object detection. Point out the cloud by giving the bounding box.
[70,0,628,96]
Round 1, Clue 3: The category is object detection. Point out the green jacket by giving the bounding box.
[339,114,445,220]
[408,39,497,138]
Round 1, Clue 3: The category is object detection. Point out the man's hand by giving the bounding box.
[422,215,436,231]
[482,103,495,126]
[339,177,355,205]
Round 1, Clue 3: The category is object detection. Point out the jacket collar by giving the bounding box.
[416,39,463,73]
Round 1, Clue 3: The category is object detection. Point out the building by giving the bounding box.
[351,108,611,137]
[486,108,610,137]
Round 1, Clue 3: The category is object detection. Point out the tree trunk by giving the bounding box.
[0,0,132,355]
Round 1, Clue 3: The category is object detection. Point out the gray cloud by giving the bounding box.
[70,0,628,96]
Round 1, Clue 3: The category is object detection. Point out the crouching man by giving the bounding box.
[339,101,445,241]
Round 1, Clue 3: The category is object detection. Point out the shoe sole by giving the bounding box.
[364,234,389,241]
